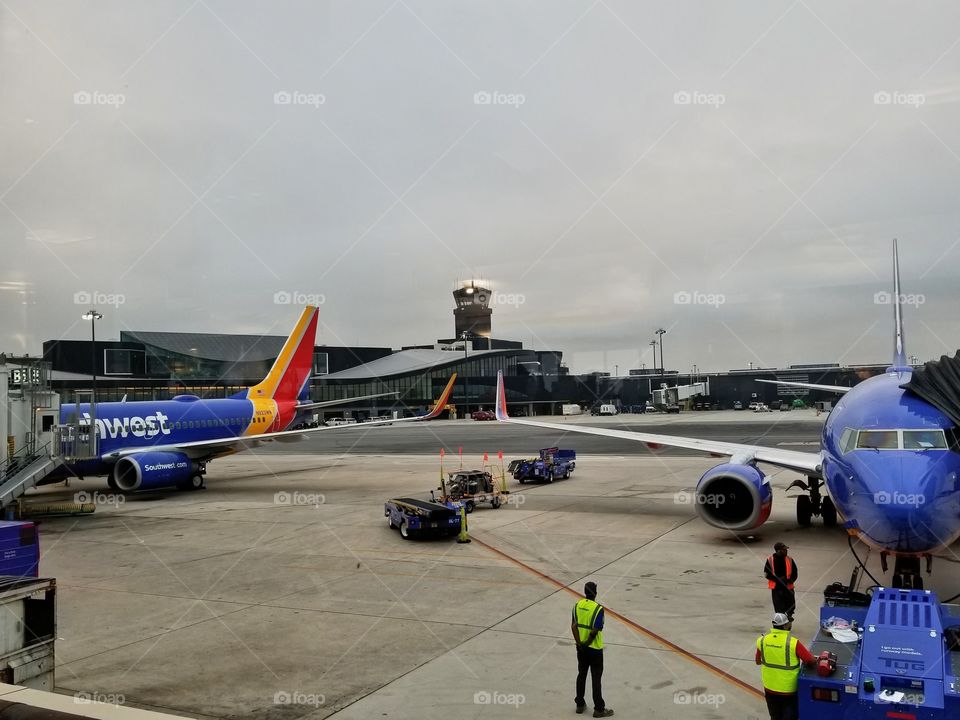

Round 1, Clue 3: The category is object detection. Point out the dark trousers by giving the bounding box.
[771,586,795,618]
[575,646,605,711]
[764,691,798,720]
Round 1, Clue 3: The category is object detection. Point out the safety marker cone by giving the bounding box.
[456,503,470,543]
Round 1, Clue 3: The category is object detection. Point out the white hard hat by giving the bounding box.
[772,613,791,627]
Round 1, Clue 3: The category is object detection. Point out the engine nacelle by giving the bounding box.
[112,451,196,492]
[694,463,772,532]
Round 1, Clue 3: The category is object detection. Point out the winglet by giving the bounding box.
[421,373,457,420]
[891,238,909,370]
[495,370,510,421]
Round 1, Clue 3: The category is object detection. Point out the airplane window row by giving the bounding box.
[168,418,250,430]
[841,428,949,452]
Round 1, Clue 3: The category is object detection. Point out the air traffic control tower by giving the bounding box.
[453,280,492,339]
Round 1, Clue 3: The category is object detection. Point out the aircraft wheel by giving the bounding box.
[107,474,118,491]
[821,497,838,527]
[387,514,396,529]
[175,475,201,491]
[797,495,813,527]
[892,573,903,589]
[518,478,526,485]
[491,497,501,509]
[400,519,410,539]
[464,500,475,514]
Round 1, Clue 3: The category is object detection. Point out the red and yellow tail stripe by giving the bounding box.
[423,373,457,419]
[247,306,318,403]
[243,306,318,435]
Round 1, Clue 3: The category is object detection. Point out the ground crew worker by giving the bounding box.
[756,612,816,720]
[764,542,797,620]
[571,581,614,718]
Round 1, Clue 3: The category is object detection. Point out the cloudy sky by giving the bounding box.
[3,1,960,374]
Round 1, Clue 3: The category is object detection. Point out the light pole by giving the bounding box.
[82,309,102,451]
[649,341,659,374]
[614,364,619,376]
[656,328,666,375]
[460,330,469,418]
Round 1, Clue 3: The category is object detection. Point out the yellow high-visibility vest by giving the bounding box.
[757,629,801,693]
[573,599,604,650]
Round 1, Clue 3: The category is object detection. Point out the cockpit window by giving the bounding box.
[856,430,899,450]
[852,429,949,450]
[902,430,947,450]
[839,428,857,454]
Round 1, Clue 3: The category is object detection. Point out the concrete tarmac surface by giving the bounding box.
[25,420,960,719]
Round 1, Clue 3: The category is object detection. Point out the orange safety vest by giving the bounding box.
[767,555,794,590]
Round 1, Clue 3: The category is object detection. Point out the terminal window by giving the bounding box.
[104,349,142,375]
[314,352,329,375]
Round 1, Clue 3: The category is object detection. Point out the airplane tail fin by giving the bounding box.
[421,373,457,420]
[495,370,510,421]
[247,306,319,403]
[891,238,909,370]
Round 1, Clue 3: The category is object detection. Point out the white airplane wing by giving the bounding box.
[755,379,851,394]
[296,391,399,410]
[494,371,822,476]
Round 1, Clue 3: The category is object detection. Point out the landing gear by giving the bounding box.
[788,476,837,528]
[177,468,206,491]
[881,552,930,590]
[797,495,813,527]
[821,497,838,527]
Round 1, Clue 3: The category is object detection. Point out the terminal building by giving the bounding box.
[17,283,899,426]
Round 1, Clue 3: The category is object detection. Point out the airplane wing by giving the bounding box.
[105,374,456,461]
[755,379,851,394]
[296,391,399,410]
[494,371,822,476]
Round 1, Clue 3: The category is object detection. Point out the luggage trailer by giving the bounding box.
[799,588,960,718]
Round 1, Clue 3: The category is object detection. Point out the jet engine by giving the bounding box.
[694,463,772,531]
[111,451,197,492]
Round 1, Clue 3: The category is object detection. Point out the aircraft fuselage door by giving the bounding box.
[35,409,57,451]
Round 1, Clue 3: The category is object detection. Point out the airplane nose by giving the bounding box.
[845,453,960,553]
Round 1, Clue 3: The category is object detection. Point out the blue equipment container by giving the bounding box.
[799,588,960,718]
[0,521,39,577]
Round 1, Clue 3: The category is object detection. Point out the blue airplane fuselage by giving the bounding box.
[54,395,286,477]
[822,370,960,554]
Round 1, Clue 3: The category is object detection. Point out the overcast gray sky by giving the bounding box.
[3,1,960,374]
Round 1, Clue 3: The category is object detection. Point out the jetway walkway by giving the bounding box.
[0,425,96,511]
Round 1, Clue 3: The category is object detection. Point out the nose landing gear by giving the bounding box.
[789,476,838,528]
[881,552,932,590]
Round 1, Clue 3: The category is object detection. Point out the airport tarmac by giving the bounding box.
[26,413,959,720]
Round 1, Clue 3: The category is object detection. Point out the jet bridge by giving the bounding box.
[651,380,709,410]
[0,358,98,512]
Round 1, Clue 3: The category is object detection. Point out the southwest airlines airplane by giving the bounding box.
[495,241,960,590]
[48,306,455,493]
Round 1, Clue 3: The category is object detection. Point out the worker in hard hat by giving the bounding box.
[756,612,816,720]
[571,581,614,717]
